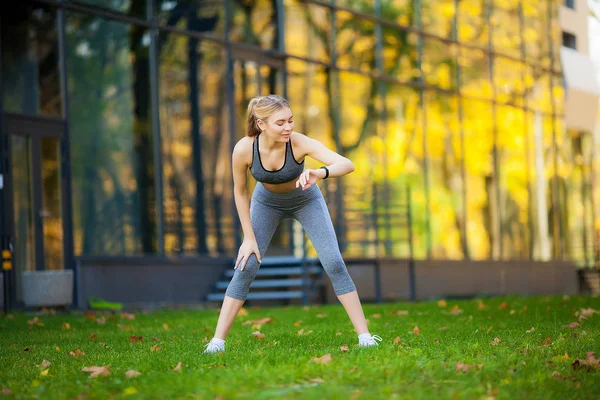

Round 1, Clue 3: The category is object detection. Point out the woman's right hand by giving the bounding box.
[234,239,262,271]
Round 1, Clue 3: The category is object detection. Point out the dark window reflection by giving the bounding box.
[1,2,62,116]
[70,0,147,18]
[229,0,278,49]
[157,0,225,39]
[159,33,231,256]
[66,13,157,255]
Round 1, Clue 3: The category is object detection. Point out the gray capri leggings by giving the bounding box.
[225,182,357,301]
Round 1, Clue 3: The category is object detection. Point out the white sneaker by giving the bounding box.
[203,338,225,354]
[358,333,383,347]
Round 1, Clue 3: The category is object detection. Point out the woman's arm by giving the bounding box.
[294,133,355,189]
[232,139,255,242]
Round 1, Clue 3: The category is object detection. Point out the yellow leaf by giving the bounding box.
[413,326,420,336]
[62,322,71,330]
[40,369,49,377]
[163,323,169,331]
[124,387,137,396]
[437,300,447,308]
[335,332,342,336]
[150,345,161,352]
[237,308,249,317]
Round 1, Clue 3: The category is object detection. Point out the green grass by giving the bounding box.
[1,295,599,399]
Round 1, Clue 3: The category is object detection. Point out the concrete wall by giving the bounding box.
[76,256,230,309]
[324,258,579,303]
[75,256,579,309]
[560,0,589,54]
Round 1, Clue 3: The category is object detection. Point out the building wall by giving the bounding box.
[560,0,589,54]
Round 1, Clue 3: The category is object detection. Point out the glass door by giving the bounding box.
[6,115,65,303]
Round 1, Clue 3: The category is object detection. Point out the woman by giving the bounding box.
[203,94,382,354]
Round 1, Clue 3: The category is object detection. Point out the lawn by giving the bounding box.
[1,295,599,399]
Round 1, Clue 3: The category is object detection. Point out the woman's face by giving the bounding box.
[259,107,294,142]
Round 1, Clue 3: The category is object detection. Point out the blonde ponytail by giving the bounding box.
[245,94,290,137]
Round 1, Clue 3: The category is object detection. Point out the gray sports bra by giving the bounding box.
[249,134,304,184]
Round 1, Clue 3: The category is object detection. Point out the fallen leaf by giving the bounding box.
[412,326,420,336]
[123,387,137,396]
[163,323,169,331]
[564,322,580,329]
[69,349,85,358]
[523,305,528,312]
[476,301,487,310]
[393,337,402,345]
[117,324,131,331]
[571,352,600,372]
[150,345,161,352]
[173,362,182,372]
[237,308,248,317]
[491,337,501,346]
[39,360,51,369]
[23,347,30,352]
[309,377,325,383]
[372,313,381,319]
[81,366,110,378]
[487,326,493,333]
[89,333,97,340]
[394,310,409,316]
[96,317,106,325]
[129,335,143,343]
[2,387,13,396]
[340,345,349,352]
[526,327,535,333]
[298,329,312,335]
[28,317,40,325]
[449,305,463,315]
[125,370,141,378]
[335,332,342,336]
[550,371,576,381]
[438,326,448,331]
[553,353,570,362]
[121,313,136,320]
[541,337,552,346]
[311,353,332,364]
[62,322,71,330]
[498,302,509,310]
[437,300,447,308]
[455,361,471,372]
[252,331,265,340]
[293,320,302,327]
[316,313,327,318]
[40,369,49,377]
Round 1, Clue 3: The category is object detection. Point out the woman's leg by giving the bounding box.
[294,191,370,336]
[211,201,282,342]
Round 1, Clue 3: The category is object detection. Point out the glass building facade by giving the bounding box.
[1,0,597,288]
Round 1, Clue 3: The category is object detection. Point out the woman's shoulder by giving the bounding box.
[232,136,254,165]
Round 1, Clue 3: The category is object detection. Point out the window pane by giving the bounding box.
[66,14,157,255]
[1,2,62,116]
[380,0,417,26]
[421,0,456,37]
[497,105,530,259]
[159,34,230,256]
[384,84,427,259]
[382,27,419,82]
[459,47,492,99]
[462,98,494,260]
[493,57,524,106]
[522,1,550,69]
[457,0,489,47]
[157,0,225,40]
[336,12,376,73]
[422,38,457,91]
[229,0,277,49]
[335,0,376,15]
[284,1,331,63]
[491,5,521,59]
[426,93,465,259]
[70,0,146,18]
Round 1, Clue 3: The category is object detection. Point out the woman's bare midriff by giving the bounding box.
[260,176,302,193]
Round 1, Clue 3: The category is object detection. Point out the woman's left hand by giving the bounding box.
[296,169,322,191]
